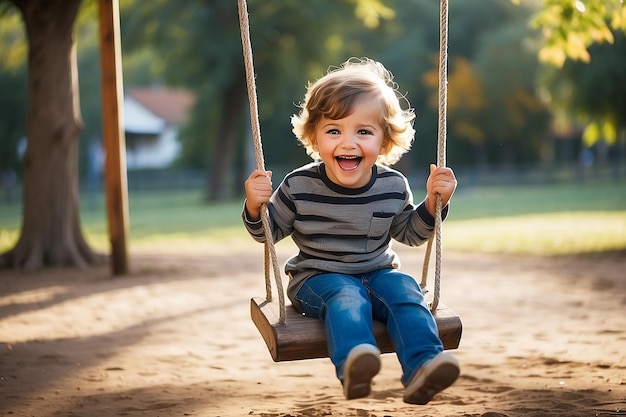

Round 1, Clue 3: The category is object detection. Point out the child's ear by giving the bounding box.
[379,138,390,155]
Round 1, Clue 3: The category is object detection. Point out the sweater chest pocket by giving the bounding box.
[367,212,394,251]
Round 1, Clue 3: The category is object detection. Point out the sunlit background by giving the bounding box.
[0,0,624,257]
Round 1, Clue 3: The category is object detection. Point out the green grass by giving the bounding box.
[1,179,625,256]
[449,181,625,220]
[444,211,626,255]
[442,181,626,255]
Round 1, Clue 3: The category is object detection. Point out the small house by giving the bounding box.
[123,88,194,169]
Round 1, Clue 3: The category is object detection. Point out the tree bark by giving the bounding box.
[207,65,247,201]
[1,0,101,270]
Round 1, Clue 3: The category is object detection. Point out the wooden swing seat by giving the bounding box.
[251,296,462,362]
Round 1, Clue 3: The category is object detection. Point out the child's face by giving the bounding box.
[313,100,385,188]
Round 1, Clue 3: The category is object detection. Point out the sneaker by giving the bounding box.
[403,352,459,405]
[342,343,381,400]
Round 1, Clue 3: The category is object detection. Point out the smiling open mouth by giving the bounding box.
[336,156,362,171]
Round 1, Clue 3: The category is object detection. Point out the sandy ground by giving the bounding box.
[0,240,624,417]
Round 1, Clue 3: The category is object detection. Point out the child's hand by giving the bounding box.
[244,170,273,221]
[425,164,457,216]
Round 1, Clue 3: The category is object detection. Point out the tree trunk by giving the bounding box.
[0,0,100,270]
[207,66,247,201]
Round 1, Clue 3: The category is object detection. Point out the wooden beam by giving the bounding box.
[98,0,129,275]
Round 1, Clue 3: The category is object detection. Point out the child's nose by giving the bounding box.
[340,134,357,148]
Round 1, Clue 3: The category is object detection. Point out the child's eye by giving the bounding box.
[358,129,373,135]
[326,128,340,135]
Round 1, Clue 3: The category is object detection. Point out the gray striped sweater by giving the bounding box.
[242,161,447,309]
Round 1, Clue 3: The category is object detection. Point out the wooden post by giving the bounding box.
[98,0,129,275]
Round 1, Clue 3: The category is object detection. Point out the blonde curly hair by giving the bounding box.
[291,57,415,166]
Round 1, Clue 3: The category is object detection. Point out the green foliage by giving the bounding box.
[450,0,526,59]
[419,3,550,167]
[526,0,626,67]
[0,7,25,70]
[473,19,551,165]
[0,6,27,175]
[540,29,626,147]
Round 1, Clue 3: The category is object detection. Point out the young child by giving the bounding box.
[243,57,459,405]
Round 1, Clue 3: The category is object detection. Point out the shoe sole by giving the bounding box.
[344,352,381,400]
[403,355,460,405]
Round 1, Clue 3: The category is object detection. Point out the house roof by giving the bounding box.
[126,88,195,124]
[124,97,165,134]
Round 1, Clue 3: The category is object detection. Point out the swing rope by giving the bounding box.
[420,0,449,312]
[237,0,286,324]
[237,0,449,321]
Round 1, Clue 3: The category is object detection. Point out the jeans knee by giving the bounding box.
[295,274,371,320]
[329,285,369,310]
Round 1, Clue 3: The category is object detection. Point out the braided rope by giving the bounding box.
[420,0,448,312]
[237,0,286,324]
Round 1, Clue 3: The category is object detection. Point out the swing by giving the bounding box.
[237,0,462,362]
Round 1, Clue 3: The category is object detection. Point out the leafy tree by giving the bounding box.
[527,0,626,157]
[419,1,549,168]
[541,29,626,156]
[473,20,551,166]
[524,0,625,67]
[451,0,526,60]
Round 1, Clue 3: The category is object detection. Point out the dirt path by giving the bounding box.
[1,242,624,416]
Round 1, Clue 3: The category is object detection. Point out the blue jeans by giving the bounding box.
[295,268,443,386]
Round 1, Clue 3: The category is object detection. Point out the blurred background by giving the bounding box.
[0,0,624,258]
